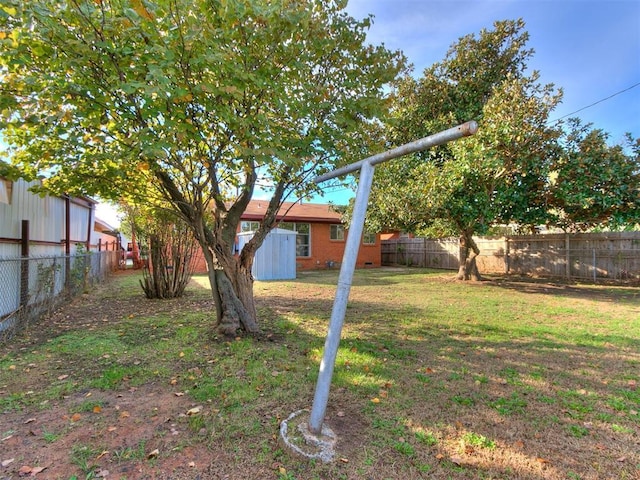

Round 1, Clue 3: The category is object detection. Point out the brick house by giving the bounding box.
[192,200,381,274]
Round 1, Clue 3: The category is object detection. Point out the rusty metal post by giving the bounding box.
[20,220,30,308]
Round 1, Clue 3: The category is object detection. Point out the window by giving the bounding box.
[240,221,260,232]
[330,224,345,241]
[280,222,310,257]
[0,178,12,205]
[363,232,376,245]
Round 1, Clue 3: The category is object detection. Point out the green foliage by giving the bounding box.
[112,441,147,462]
[364,20,562,239]
[131,204,199,299]
[89,365,141,390]
[549,120,640,231]
[0,0,405,330]
[358,19,564,278]
[68,247,92,295]
[0,0,404,203]
[567,424,590,438]
[70,443,101,476]
[72,400,105,414]
[414,430,438,446]
[42,428,61,443]
[489,393,528,415]
[393,439,416,456]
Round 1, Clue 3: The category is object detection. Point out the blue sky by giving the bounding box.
[345,0,639,142]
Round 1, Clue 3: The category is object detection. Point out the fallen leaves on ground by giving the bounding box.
[18,465,47,477]
[186,406,202,415]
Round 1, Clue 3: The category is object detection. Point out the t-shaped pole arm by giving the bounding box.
[306,121,478,436]
[314,121,478,184]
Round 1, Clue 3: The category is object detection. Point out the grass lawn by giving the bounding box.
[0,268,638,479]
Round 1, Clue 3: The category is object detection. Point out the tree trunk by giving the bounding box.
[152,168,266,336]
[214,268,259,335]
[456,231,483,281]
[140,227,197,299]
[200,241,260,336]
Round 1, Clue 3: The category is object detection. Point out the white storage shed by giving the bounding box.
[238,228,297,281]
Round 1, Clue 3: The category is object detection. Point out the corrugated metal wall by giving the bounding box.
[0,178,95,256]
[1,179,63,243]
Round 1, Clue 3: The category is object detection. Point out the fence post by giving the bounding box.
[65,196,71,291]
[565,234,570,280]
[504,237,510,274]
[395,240,399,266]
[423,237,427,268]
[20,220,29,308]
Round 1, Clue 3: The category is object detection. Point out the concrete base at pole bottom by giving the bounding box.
[279,409,337,463]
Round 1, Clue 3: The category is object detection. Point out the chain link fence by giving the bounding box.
[0,251,120,342]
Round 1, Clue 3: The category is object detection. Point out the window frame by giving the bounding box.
[279,221,311,257]
[240,220,260,232]
[362,231,376,245]
[330,224,345,241]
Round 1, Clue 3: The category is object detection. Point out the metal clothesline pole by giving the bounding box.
[307,121,478,435]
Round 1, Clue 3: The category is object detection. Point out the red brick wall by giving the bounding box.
[191,249,208,274]
[296,223,380,270]
[191,222,381,274]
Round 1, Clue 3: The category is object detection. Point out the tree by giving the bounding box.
[121,203,199,299]
[0,0,404,333]
[548,119,640,231]
[364,19,562,279]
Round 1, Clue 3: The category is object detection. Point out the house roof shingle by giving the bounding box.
[241,200,343,224]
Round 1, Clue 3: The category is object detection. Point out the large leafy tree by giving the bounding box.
[549,119,640,231]
[0,0,404,333]
[364,19,562,279]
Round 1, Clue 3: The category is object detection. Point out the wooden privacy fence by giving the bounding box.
[381,232,640,282]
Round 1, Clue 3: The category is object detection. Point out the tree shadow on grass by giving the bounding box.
[256,280,639,479]
[486,275,640,307]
